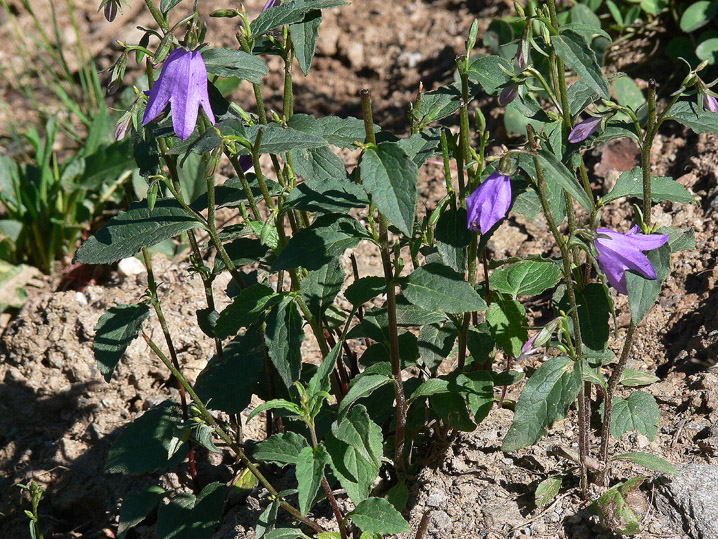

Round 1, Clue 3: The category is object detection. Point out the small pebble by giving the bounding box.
[118,257,146,277]
[426,489,447,508]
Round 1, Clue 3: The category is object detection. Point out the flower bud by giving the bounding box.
[568,116,602,143]
[704,93,718,113]
[498,84,518,106]
[466,172,512,234]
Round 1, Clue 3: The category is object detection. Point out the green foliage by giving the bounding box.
[610,391,660,441]
[94,303,151,382]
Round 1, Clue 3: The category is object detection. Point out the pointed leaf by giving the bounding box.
[402,263,487,313]
[349,498,411,534]
[254,432,310,466]
[265,296,305,389]
[486,296,528,357]
[435,208,472,272]
[611,452,678,474]
[300,259,345,320]
[610,391,659,441]
[626,244,670,324]
[489,259,562,298]
[551,31,609,99]
[290,11,322,76]
[296,445,329,516]
[94,303,151,382]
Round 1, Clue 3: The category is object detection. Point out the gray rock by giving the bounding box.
[426,488,447,508]
[654,463,718,538]
[431,510,452,530]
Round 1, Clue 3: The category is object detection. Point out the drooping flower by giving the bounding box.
[239,154,253,172]
[142,49,215,141]
[263,0,280,10]
[466,172,512,234]
[594,226,669,295]
[568,116,602,143]
[704,93,718,113]
[498,84,518,107]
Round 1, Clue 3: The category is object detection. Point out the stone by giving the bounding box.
[118,256,146,277]
[654,463,718,538]
[426,488,447,508]
[431,510,452,530]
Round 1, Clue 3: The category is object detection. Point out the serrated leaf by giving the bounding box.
[300,259,345,320]
[288,114,374,148]
[254,432,309,466]
[626,244,670,325]
[402,263,487,313]
[360,143,418,236]
[610,391,659,441]
[255,499,280,539]
[397,128,442,167]
[273,214,369,271]
[535,475,563,508]
[216,284,280,339]
[489,260,562,298]
[413,82,465,125]
[467,55,514,94]
[337,372,392,423]
[290,11,321,76]
[536,149,593,211]
[551,31,609,99]
[308,341,343,398]
[325,432,379,504]
[265,296,305,389]
[395,295,447,325]
[502,357,582,451]
[286,177,368,214]
[417,322,457,374]
[296,445,329,516]
[155,482,224,539]
[118,486,166,539]
[668,100,718,134]
[603,167,695,204]
[435,208,472,272]
[345,276,387,306]
[611,452,678,474]
[105,401,188,474]
[201,48,269,83]
[350,497,411,534]
[568,79,600,116]
[247,399,302,424]
[250,0,348,37]
[290,143,348,182]
[74,198,202,264]
[194,329,264,414]
[486,296,528,358]
[94,303,151,382]
[331,405,382,467]
[246,124,327,154]
[619,369,660,387]
[657,226,695,252]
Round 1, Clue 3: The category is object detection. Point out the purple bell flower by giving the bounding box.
[498,85,518,107]
[142,49,215,141]
[704,93,718,113]
[263,0,280,10]
[239,154,253,172]
[568,116,602,143]
[595,226,669,295]
[466,172,512,234]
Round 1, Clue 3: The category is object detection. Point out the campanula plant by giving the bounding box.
[70,0,718,537]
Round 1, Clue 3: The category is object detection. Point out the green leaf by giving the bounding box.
[486,296,528,357]
[613,77,645,111]
[254,432,309,466]
[568,80,600,116]
[402,263,487,314]
[603,167,696,204]
[266,529,311,539]
[290,11,322,76]
[74,198,202,264]
[325,431,379,504]
[459,371,494,423]
[296,445,329,516]
[256,499,280,539]
[194,329,264,414]
[413,83,466,125]
[94,303,151,382]
[308,341,343,399]
[467,55,514,94]
[611,452,678,474]
[247,399,302,424]
[626,243,670,325]
[589,479,643,535]
[395,295,447,326]
[535,475,563,508]
[76,140,133,191]
[489,260,562,298]
[105,401,188,474]
[118,486,166,539]
[658,226,695,252]
[350,497,411,534]
[551,31,609,99]
[680,1,718,32]
[668,100,718,134]
[397,128,442,167]
[610,391,659,441]
[619,369,660,387]
[331,405,382,467]
[435,208,472,272]
[345,276,387,307]
[290,145,349,183]
[337,372,392,423]
[216,284,280,339]
[536,149,593,211]
[273,214,369,271]
[431,391,476,432]
[697,37,718,64]
[155,482,225,539]
[265,296,305,389]
[360,142,418,236]
[250,0,348,37]
[575,283,611,353]
[502,357,582,451]
[386,480,409,511]
[214,237,272,274]
[288,114,374,148]
[285,177,369,214]
[301,259,344,320]
[247,124,327,154]
[201,48,269,84]
[417,322,457,374]
[160,0,184,11]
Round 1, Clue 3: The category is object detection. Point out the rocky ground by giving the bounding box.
[1,0,718,538]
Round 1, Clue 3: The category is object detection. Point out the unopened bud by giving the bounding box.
[104,0,117,22]
[498,84,519,106]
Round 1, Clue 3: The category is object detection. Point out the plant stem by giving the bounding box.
[307,423,347,539]
[143,0,169,32]
[141,247,199,491]
[643,79,657,228]
[361,89,407,477]
[142,333,327,534]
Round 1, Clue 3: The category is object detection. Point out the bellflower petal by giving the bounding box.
[466,172,512,234]
[568,116,602,143]
[263,0,280,10]
[595,227,669,295]
[498,84,518,106]
[142,49,215,141]
[704,93,718,113]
